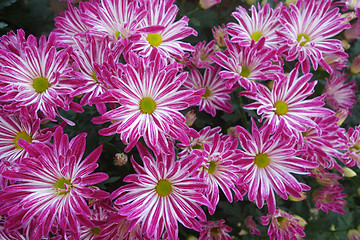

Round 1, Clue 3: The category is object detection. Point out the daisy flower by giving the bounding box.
[131,0,197,59]
[177,126,223,157]
[325,72,357,111]
[182,66,234,117]
[236,120,318,214]
[0,32,82,125]
[343,125,360,168]
[199,219,232,240]
[110,144,209,240]
[0,107,52,163]
[70,35,124,114]
[190,40,216,69]
[227,3,284,50]
[261,209,306,240]
[244,216,261,236]
[211,39,282,90]
[53,2,92,48]
[299,113,347,172]
[212,24,229,48]
[312,186,347,214]
[241,66,332,138]
[278,0,350,73]
[182,133,244,214]
[0,127,109,239]
[81,0,148,43]
[92,50,203,154]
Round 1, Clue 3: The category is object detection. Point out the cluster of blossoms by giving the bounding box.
[0,0,359,239]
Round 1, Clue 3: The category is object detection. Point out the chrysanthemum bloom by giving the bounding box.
[0,108,52,163]
[199,219,232,240]
[53,2,92,48]
[70,35,124,114]
[343,125,360,168]
[92,50,202,154]
[298,114,347,172]
[241,66,332,139]
[325,72,357,111]
[131,0,197,59]
[348,229,360,240]
[182,133,244,214]
[182,66,234,117]
[322,50,348,71]
[177,126,223,157]
[111,144,209,240]
[312,186,347,214]
[0,127,109,239]
[0,32,83,125]
[0,29,26,55]
[227,3,284,50]
[211,39,282,90]
[212,24,229,48]
[190,40,215,69]
[236,120,318,214]
[261,209,306,240]
[277,0,350,74]
[244,216,261,236]
[199,0,221,10]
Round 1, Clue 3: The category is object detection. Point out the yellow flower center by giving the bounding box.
[13,131,32,149]
[240,66,251,78]
[251,31,263,42]
[202,88,212,98]
[155,179,172,197]
[146,33,162,47]
[91,228,101,235]
[139,97,157,114]
[210,227,220,237]
[276,216,288,228]
[297,33,311,46]
[254,153,270,168]
[207,160,216,174]
[32,77,51,93]
[54,177,72,195]
[92,71,99,83]
[274,101,289,115]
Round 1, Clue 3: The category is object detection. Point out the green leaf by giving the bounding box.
[0,0,17,9]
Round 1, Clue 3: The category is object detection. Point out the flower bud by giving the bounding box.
[114,153,128,166]
[343,167,357,177]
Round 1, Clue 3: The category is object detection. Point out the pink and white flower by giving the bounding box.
[0,127,109,239]
[325,72,357,112]
[227,3,284,50]
[278,0,350,73]
[111,144,209,240]
[261,209,306,240]
[0,32,82,125]
[236,120,318,214]
[92,50,202,154]
[182,66,234,117]
[199,219,232,240]
[312,186,347,214]
[241,66,332,139]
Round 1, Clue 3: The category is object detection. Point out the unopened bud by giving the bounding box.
[350,55,360,75]
[343,167,357,177]
[199,0,220,10]
[335,109,348,126]
[288,192,307,201]
[227,127,239,140]
[185,110,197,127]
[114,153,128,166]
[293,215,307,227]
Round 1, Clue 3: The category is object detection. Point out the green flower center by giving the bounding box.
[274,100,289,115]
[210,227,220,237]
[91,228,102,235]
[192,143,204,150]
[139,97,157,114]
[297,33,311,46]
[276,216,288,228]
[115,30,125,39]
[251,31,263,42]
[202,88,212,98]
[240,66,251,78]
[351,144,360,151]
[146,33,162,47]
[32,77,51,93]
[254,153,270,168]
[54,178,72,195]
[13,131,32,149]
[207,160,216,174]
[155,179,172,197]
[92,71,99,83]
